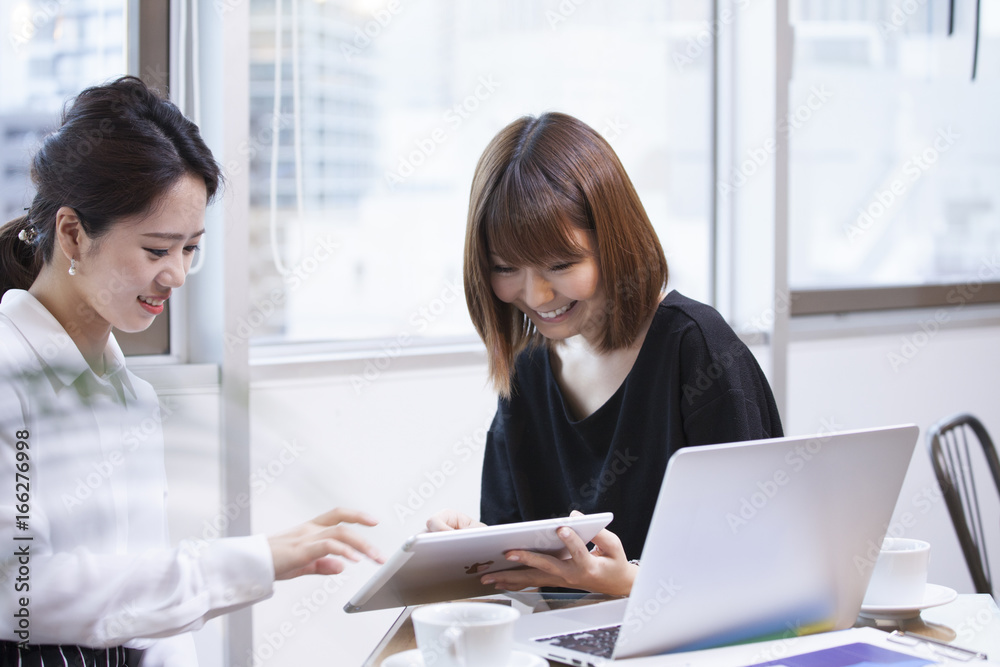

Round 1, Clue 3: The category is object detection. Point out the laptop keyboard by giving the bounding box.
[535,624,621,659]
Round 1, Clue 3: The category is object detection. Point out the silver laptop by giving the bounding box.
[514,424,920,664]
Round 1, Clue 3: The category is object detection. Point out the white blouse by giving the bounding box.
[0,290,274,665]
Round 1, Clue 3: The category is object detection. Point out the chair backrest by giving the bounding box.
[926,414,1000,596]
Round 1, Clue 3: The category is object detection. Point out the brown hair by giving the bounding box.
[0,76,221,297]
[464,112,668,397]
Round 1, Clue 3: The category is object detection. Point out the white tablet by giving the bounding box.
[343,512,613,613]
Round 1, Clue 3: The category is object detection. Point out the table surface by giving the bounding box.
[364,593,1000,666]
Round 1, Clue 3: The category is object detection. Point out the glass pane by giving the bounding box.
[1,1,139,345]
[789,0,1000,288]
[247,0,713,344]
[1,1,126,220]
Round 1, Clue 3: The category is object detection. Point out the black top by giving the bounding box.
[480,291,783,560]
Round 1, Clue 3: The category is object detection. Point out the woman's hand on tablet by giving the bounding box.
[480,512,637,597]
[426,509,486,532]
[268,507,385,581]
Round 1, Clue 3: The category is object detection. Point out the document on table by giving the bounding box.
[616,627,997,667]
[741,628,994,667]
[749,641,951,666]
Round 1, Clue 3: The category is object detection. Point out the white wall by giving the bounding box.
[787,319,1000,596]
[147,316,1000,666]
[151,382,227,667]
[246,361,496,666]
[144,357,496,666]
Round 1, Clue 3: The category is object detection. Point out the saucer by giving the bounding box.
[381,648,547,667]
[859,583,958,620]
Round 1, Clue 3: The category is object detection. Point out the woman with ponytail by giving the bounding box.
[0,77,383,666]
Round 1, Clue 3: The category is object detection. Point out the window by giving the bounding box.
[721,0,1000,325]
[247,0,715,346]
[788,0,1000,300]
[0,1,172,354]
[1,1,125,219]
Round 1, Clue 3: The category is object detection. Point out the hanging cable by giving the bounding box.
[972,0,981,80]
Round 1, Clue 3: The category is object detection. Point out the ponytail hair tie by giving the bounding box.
[17,226,39,246]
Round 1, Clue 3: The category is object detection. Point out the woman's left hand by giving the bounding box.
[479,512,637,597]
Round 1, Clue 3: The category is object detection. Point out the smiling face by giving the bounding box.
[490,227,607,345]
[69,174,207,335]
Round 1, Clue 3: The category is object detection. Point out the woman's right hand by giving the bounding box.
[426,509,485,532]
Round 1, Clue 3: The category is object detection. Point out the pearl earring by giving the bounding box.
[68,259,78,276]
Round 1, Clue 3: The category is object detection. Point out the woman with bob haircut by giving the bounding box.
[0,77,383,666]
[429,112,782,596]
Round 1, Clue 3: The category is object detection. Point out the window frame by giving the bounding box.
[116,0,182,363]
[119,0,1000,368]
[790,284,1000,316]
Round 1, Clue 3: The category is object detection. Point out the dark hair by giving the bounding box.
[464,112,668,397]
[0,75,221,297]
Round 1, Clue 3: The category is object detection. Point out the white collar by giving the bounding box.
[0,289,136,400]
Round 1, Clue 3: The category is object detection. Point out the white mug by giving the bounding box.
[411,601,519,667]
[862,537,930,607]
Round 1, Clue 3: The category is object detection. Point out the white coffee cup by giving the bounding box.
[862,537,930,607]
[411,601,519,667]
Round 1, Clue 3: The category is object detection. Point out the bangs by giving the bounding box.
[483,163,591,267]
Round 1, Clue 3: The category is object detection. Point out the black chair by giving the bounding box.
[927,414,1000,596]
